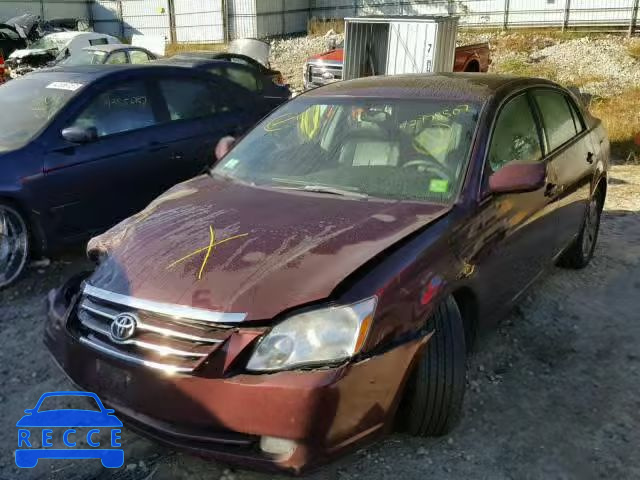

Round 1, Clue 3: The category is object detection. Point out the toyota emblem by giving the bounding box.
[110,313,138,342]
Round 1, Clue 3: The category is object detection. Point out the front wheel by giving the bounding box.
[0,203,30,289]
[558,192,603,269]
[397,296,467,437]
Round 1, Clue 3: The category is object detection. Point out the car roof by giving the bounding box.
[82,44,141,53]
[158,57,228,67]
[27,64,210,83]
[44,31,110,41]
[156,58,249,71]
[303,73,561,102]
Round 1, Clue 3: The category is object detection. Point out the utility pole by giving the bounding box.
[503,0,510,30]
[167,0,177,44]
[117,0,125,39]
[630,0,639,37]
[562,0,571,32]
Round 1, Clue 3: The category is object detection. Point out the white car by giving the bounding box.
[7,31,119,77]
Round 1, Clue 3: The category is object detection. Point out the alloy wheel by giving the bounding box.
[0,205,29,288]
[581,197,600,258]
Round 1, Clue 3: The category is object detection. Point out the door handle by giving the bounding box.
[586,151,594,164]
[172,152,183,160]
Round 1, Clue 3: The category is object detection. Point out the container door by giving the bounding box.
[386,21,437,75]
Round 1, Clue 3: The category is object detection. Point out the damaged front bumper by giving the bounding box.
[44,277,427,473]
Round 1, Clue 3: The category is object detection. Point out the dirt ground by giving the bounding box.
[1,164,639,480]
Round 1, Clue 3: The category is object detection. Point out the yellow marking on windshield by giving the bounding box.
[264,112,300,132]
[167,225,248,280]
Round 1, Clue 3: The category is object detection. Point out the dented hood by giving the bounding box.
[8,47,52,59]
[87,176,450,321]
[228,38,270,68]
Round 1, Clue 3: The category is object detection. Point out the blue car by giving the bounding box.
[0,64,277,287]
[16,391,123,468]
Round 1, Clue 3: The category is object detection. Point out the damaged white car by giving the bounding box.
[6,31,119,77]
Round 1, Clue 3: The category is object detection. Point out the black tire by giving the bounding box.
[0,202,30,289]
[558,191,603,269]
[398,296,467,437]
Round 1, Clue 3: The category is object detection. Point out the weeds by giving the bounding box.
[493,57,558,81]
[590,88,640,163]
[308,18,345,36]
[627,39,640,60]
[165,42,226,56]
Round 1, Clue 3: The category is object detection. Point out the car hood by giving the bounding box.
[16,410,123,427]
[228,38,270,68]
[86,176,451,321]
[3,13,39,39]
[8,47,54,59]
[309,48,344,62]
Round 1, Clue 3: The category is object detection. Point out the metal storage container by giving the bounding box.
[343,16,459,81]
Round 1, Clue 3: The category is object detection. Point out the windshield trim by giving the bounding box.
[212,96,484,205]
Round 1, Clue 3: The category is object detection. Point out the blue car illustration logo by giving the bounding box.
[16,391,124,468]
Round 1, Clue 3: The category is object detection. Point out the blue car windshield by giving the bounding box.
[0,76,82,151]
[213,98,480,203]
[37,395,101,412]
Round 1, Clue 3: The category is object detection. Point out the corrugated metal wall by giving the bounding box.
[310,0,640,30]
[121,0,170,39]
[174,0,225,43]
[228,0,257,39]
[82,0,640,44]
[0,0,89,22]
[255,0,309,38]
[91,0,121,37]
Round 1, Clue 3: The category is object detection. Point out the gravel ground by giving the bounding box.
[270,31,640,98]
[270,31,343,94]
[1,164,639,480]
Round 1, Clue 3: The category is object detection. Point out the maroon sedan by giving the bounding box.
[45,74,609,473]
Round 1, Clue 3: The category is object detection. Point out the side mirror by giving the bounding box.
[488,161,546,194]
[61,126,98,144]
[214,135,236,162]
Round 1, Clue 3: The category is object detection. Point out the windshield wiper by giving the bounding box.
[274,184,368,199]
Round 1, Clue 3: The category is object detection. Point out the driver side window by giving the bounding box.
[70,81,156,138]
[488,93,542,172]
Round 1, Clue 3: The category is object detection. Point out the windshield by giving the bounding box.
[60,49,107,66]
[30,35,67,51]
[0,77,82,151]
[213,98,480,203]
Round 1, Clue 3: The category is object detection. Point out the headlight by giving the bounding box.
[246,297,377,372]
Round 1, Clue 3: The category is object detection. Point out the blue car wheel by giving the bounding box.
[101,449,124,468]
[15,450,38,468]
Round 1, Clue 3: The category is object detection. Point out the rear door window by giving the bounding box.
[70,81,157,137]
[533,90,578,152]
[487,93,543,172]
[129,50,152,64]
[208,65,262,93]
[105,51,127,65]
[567,98,586,134]
[89,38,108,46]
[157,78,221,121]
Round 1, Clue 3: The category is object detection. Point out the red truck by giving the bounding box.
[303,41,490,89]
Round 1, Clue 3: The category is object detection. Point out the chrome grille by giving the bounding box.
[73,284,244,374]
[306,61,343,88]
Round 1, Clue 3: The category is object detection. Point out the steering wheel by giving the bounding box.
[402,156,453,181]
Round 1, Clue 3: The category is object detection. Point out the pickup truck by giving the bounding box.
[303,41,490,89]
